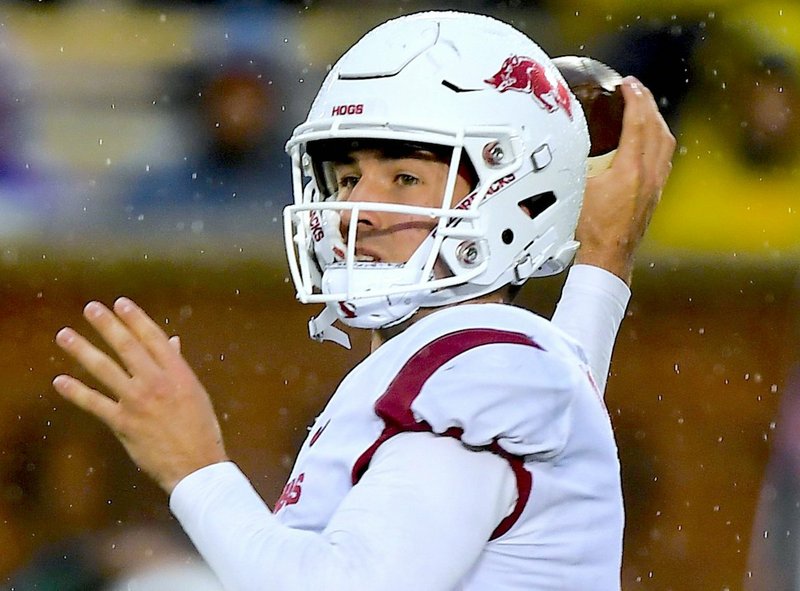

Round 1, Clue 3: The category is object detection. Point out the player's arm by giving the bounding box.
[551,265,629,394]
[171,433,515,591]
[552,77,675,391]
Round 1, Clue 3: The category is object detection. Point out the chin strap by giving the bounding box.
[308,305,352,349]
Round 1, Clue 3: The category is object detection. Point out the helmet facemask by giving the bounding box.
[284,134,510,336]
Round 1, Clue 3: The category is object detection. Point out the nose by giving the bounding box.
[338,175,386,233]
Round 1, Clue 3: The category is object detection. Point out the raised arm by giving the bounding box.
[552,77,676,392]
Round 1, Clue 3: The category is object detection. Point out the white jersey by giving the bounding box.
[170,265,630,591]
[275,303,623,589]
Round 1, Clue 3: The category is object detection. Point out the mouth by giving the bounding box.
[334,243,381,263]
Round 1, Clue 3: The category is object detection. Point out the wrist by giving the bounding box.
[574,248,634,286]
[160,452,230,495]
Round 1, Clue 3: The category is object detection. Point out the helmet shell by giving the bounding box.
[284,11,590,329]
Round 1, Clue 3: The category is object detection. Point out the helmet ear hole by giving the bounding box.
[501,229,514,245]
[518,191,557,219]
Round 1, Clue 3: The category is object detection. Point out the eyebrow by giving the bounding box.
[331,149,444,166]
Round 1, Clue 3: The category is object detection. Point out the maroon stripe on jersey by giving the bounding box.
[351,328,541,540]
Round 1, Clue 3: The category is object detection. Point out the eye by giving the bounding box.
[396,173,420,186]
[337,175,360,190]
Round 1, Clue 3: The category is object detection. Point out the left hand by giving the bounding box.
[53,297,228,494]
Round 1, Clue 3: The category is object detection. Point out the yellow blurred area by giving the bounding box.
[647,2,800,257]
[294,5,393,66]
[728,2,800,57]
[544,1,800,258]
[647,111,800,257]
[5,4,196,66]
[548,0,800,52]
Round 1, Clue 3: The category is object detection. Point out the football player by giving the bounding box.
[53,11,674,590]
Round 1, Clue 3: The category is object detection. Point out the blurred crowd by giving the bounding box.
[0,0,310,258]
[0,0,795,261]
[0,0,799,588]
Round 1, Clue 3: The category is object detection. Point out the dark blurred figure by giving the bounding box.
[0,29,61,239]
[595,14,800,171]
[202,66,278,176]
[747,373,800,590]
[688,20,800,172]
[593,18,705,128]
[8,523,223,591]
[594,11,800,256]
[122,54,293,237]
[736,54,800,168]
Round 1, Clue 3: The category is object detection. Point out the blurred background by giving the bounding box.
[0,0,797,589]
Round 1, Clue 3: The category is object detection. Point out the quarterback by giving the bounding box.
[53,11,675,591]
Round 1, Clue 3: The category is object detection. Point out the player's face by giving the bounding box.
[332,149,473,264]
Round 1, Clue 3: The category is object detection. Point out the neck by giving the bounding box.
[370,290,510,352]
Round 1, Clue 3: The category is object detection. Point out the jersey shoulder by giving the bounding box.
[375,304,589,458]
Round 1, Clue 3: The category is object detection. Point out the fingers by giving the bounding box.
[632,81,675,196]
[55,325,133,397]
[111,297,179,368]
[613,77,648,171]
[653,114,677,188]
[52,373,119,427]
[616,77,676,198]
[54,298,182,405]
[81,300,164,378]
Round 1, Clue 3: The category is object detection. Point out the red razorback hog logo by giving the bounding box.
[485,55,572,119]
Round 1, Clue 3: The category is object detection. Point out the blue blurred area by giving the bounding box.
[0,2,314,260]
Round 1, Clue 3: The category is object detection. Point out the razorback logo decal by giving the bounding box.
[485,55,572,119]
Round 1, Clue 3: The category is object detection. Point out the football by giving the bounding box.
[553,56,624,176]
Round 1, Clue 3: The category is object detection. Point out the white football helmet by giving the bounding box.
[283,11,590,346]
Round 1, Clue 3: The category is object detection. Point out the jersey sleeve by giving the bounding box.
[373,329,582,460]
[551,264,631,394]
[169,432,515,591]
